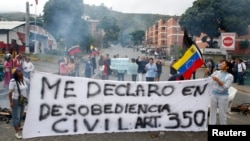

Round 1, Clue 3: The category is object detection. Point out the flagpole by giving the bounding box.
[35,2,37,42]
[25,1,30,54]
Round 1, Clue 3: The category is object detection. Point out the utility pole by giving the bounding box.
[25,1,30,53]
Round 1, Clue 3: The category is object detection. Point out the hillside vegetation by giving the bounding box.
[1,4,170,32]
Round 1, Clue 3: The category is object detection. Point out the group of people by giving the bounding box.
[169,56,248,125]
[2,53,34,139]
[58,54,97,78]
[3,53,34,88]
[204,57,247,86]
[203,57,248,125]
[231,57,247,85]
[134,55,164,82]
[2,50,248,138]
[95,54,165,82]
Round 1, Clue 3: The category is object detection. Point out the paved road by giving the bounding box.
[1,46,250,141]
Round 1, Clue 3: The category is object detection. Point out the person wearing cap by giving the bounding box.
[8,68,29,139]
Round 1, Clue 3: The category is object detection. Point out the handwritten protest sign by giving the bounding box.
[23,71,213,138]
[110,58,129,70]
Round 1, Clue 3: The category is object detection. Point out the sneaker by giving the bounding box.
[15,133,22,139]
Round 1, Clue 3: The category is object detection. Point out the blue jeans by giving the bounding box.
[132,74,137,81]
[12,99,25,128]
[117,73,125,81]
[238,72,244,85]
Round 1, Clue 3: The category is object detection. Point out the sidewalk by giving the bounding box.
[231,83,250,94]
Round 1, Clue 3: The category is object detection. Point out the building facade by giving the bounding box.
[145,17,250,58]
[145,17,184,55]
[0,21,57,54]
[84,16,105,48]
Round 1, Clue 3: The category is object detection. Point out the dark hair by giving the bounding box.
[12,68,24,84]
[149,57,154,61]
[131,58,135,62]
[221,60,233,74]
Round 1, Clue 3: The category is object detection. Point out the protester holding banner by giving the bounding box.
[8,68,29,139]
[145,57,157,82]
[117,68,126,81]
[209,60,234,125]
[127,58,138,81]
[117,56,128,81]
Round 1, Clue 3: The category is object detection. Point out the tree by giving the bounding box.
[43,0,90,51]
[97,16,120,47]
[240,39,250,50]
[130,30,145,45]
[179,0,250,48]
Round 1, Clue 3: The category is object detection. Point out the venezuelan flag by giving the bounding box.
[173,45,204,79]
[68,45,81,56]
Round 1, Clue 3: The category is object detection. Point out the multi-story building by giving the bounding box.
[145,17,250,59]
[166,17,183,48]
[145,17,184,55]
[84,16,105,48]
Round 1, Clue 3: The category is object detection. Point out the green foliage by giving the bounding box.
[130,30,145,45]
[84,4,170,45]
[179,0,250,46]
[97,16,120,47]
[0,12,38,22]
[43,0,90,51]
[240,40,250,50]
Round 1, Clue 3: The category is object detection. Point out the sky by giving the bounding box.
[0,0,196,16]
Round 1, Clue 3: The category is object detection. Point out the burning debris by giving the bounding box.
[231,103,250,117]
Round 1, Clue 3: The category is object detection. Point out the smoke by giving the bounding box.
[44,0,89,48]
